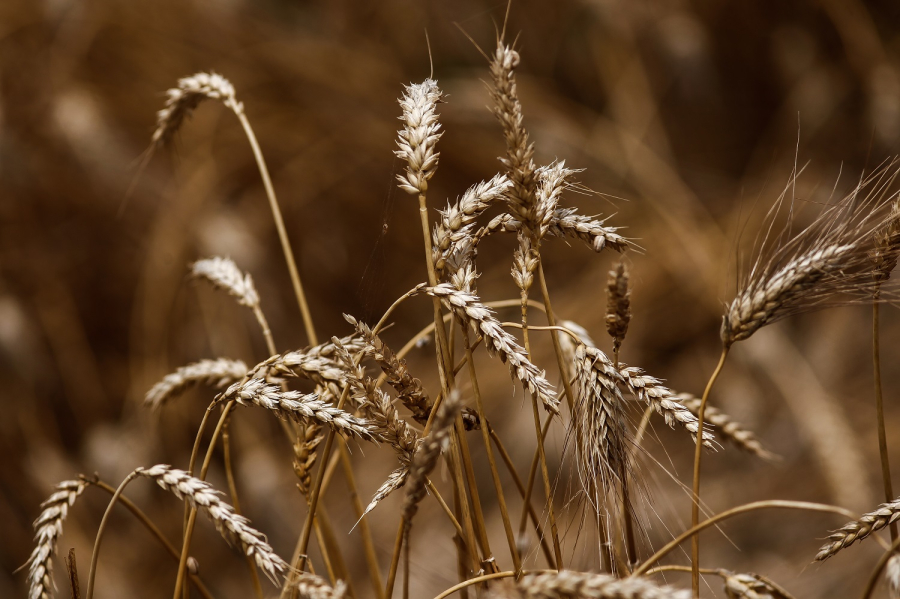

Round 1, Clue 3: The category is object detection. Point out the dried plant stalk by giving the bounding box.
[495,570,690,599]
[816,497,900,560]
[144,358,248,410]
[423,284,558,413]
[25,479,88,599]
[136,465,289,584]
[677,394,775,459]
[222,378,378,441]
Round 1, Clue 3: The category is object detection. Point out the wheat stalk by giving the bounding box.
[816,496,900,560]
[144,358,248,410]
[24,479,88,599]
[136,465,289,584]
[221,378,378,441]
[496,571,690,599]
[152,72,240,149]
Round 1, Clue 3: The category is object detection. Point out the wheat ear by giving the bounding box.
[605,261,631,357]
[888,555,900,599]
[479,209,628,254]
[286,572,347,599]
[394,79,443,195]
[677,393,775,460]
[422,284,558,413]
[816,496,900,561]
[191,256,259,307]
[136,465,289,584]
[24,479,88,599]
[221,378,378,441]
[144,358,248,410]
[720,570,791,599]
[152,72,240,149]
[500,571,690,599]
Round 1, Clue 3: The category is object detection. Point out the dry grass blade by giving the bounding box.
[136,465,289,585]
[816,496,900,560]
[152,72,240,149]
[191,257,260,308]
[495,570,690,598]
[287,572,347,599]
[222,378,379,441]
[144,358,248,410]
[24,479,88,599]
[395,79,443,195]
[423,284,558,414]
[677,393,775,460]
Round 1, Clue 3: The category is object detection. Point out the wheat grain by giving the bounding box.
[395,79,443,195]
[422,284,558,413]
[222,378,378,441]
[497,570,690,599]
[25,479,88,599]
[292,422,322,498]
[815,496,900,560]
[144,358,248,410]
[677,393,775,459]
[136,465,289,584]
[152,72,240,149]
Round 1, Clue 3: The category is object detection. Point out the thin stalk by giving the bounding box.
[339,443,384,599]
[691,347,729,597]
[385,521,404,599]
[223,423,264,599]
[873,298,897,541]
[519,288,563,569]
[861,534,900,599]
[536,262,575,412]
[632,499,857,577]
[454,416,496,567]
[517,415,551,536]
[85,471,139,599]
[488,424,557,569]
[234,110,317,346]
[87,479,214,599]
[613,349,637,571]
[313,519,337,587]
[174,400,236,599]
[426,479,470,544]
[463,326,522,572]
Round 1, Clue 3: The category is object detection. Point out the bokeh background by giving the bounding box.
[4,0,900,597]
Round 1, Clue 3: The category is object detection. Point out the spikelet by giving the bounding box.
[395,80,443,195]
[144,358,248,410]
[534,161,578,241]
[721,570,789,599]
[136,465,289,584]
[478,209,628,254]
[24,479,88,599]
[152,72,240,149]
[287,572,347,599]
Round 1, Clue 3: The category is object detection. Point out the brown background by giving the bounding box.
[3,0,900,597]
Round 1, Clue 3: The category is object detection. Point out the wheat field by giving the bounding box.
[6,2,900,598]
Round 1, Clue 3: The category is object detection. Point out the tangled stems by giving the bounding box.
[690,346,729,597]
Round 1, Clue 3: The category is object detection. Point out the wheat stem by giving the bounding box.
[873,297,897,541]
[632,499,856,577]
[463,326,522,572]
[233,110,317,346]
[222,423,264,599]
[690,347,728,597]
[339,443,384,599]
[85,471,139,599]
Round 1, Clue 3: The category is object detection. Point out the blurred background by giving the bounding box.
[4,0,900,597]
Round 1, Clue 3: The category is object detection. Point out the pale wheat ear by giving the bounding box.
[144,358,248,410]
[500,571,691,599]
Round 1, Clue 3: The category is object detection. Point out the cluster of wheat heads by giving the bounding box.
[20,32,900,599]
